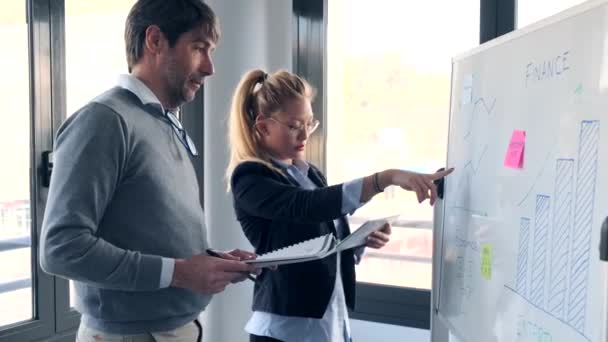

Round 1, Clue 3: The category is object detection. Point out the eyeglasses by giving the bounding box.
[268,117,320,136]
[165,110,198,156]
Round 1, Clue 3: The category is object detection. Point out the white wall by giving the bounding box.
[201,1,292,341]
[201,1,432,341]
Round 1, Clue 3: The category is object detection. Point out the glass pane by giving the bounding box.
[518,0,587,28]
[0,2,33,326]
[65,0,137,306]
[66,0,137,116]
[327,0,479,289]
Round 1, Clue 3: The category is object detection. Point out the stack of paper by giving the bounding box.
[245,215,399,267]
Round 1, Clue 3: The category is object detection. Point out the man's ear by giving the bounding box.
[143,25,167,55]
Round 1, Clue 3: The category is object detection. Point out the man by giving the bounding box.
[40,1,257,340]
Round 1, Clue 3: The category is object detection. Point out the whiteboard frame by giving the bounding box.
[432,196,450,341]
[431,0,608,340]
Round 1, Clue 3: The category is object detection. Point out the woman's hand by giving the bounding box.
[366,223,392,249]
[388,168,454,205]
[221,249,257,261]
[215,249,262,282]
[221,249,278,272]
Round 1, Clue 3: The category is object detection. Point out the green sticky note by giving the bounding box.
[481,244,492,280]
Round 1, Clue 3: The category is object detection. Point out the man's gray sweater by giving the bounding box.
[40,87,211,334]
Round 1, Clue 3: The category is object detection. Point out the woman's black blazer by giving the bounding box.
[230,161,356,318]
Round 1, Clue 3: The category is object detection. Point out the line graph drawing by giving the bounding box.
[517,149,555,207]
[531,195,550,308]
[449,142,490,215]
[453,144,488,201]
[516,217,531,297]
[567,120,599,332]
[547,159,574,319]
[463,145,488,175]
[464,97,497,139]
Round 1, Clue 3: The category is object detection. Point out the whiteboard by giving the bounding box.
[437,1,608,341]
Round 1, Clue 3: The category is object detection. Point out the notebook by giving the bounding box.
[244,215,400,267]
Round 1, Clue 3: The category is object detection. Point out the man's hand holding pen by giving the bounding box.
[170,249,261,294]
[206,248,261,282]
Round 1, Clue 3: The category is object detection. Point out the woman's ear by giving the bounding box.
[255,115,269,136]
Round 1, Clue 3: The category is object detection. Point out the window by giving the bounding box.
[0,0,203,340]
[64,0,137,308]
[0,1,33,328]
[518,0,588,28]
[327,0,479,290]
[65,0,136,116]
[304,0,518,332]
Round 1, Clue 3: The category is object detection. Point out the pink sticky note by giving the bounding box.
[504,130,526,169]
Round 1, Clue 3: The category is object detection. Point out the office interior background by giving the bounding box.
[0,0,586,341]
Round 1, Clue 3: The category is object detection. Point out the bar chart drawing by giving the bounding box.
[512,120,599,336]
[548,159,574,320]
[530,195,550,309]
[567,120,599,332]
[516,217,531,297]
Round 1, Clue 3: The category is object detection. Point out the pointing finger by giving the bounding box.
[429,167,454,180]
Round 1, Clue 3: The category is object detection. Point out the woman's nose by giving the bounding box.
[297,128,309,140]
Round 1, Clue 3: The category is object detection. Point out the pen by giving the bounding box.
[206,248,256,282]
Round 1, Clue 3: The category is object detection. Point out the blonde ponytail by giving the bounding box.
[226,69,316,190]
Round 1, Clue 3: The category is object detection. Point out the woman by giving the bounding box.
[226,69,453,342]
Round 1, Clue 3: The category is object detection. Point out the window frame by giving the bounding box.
[49,0,81,334]
[0,0,57,340]
[0,1,206,340]
[293,0,515,329]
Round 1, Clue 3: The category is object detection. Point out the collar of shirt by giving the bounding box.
[272,158,310,175]
[117,74,167,115]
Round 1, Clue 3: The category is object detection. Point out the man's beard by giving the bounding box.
[165,57,188,108]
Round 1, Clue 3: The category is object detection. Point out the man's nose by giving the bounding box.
[200,55,214,77]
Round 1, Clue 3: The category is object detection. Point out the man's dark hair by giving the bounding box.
[125,0,220,72]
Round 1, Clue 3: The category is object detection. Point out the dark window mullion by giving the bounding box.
[480,0,516,43]
[49,0,80,333]
[293,0,326,171]
[29,0,56,338]
[0,0,57,340]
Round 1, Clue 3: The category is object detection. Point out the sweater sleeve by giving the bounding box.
[231,162,345,224]
[40,104,163,291]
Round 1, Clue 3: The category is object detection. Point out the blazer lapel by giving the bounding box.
[307,166,327,188]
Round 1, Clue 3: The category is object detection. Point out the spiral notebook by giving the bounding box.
[244,215,399,267]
